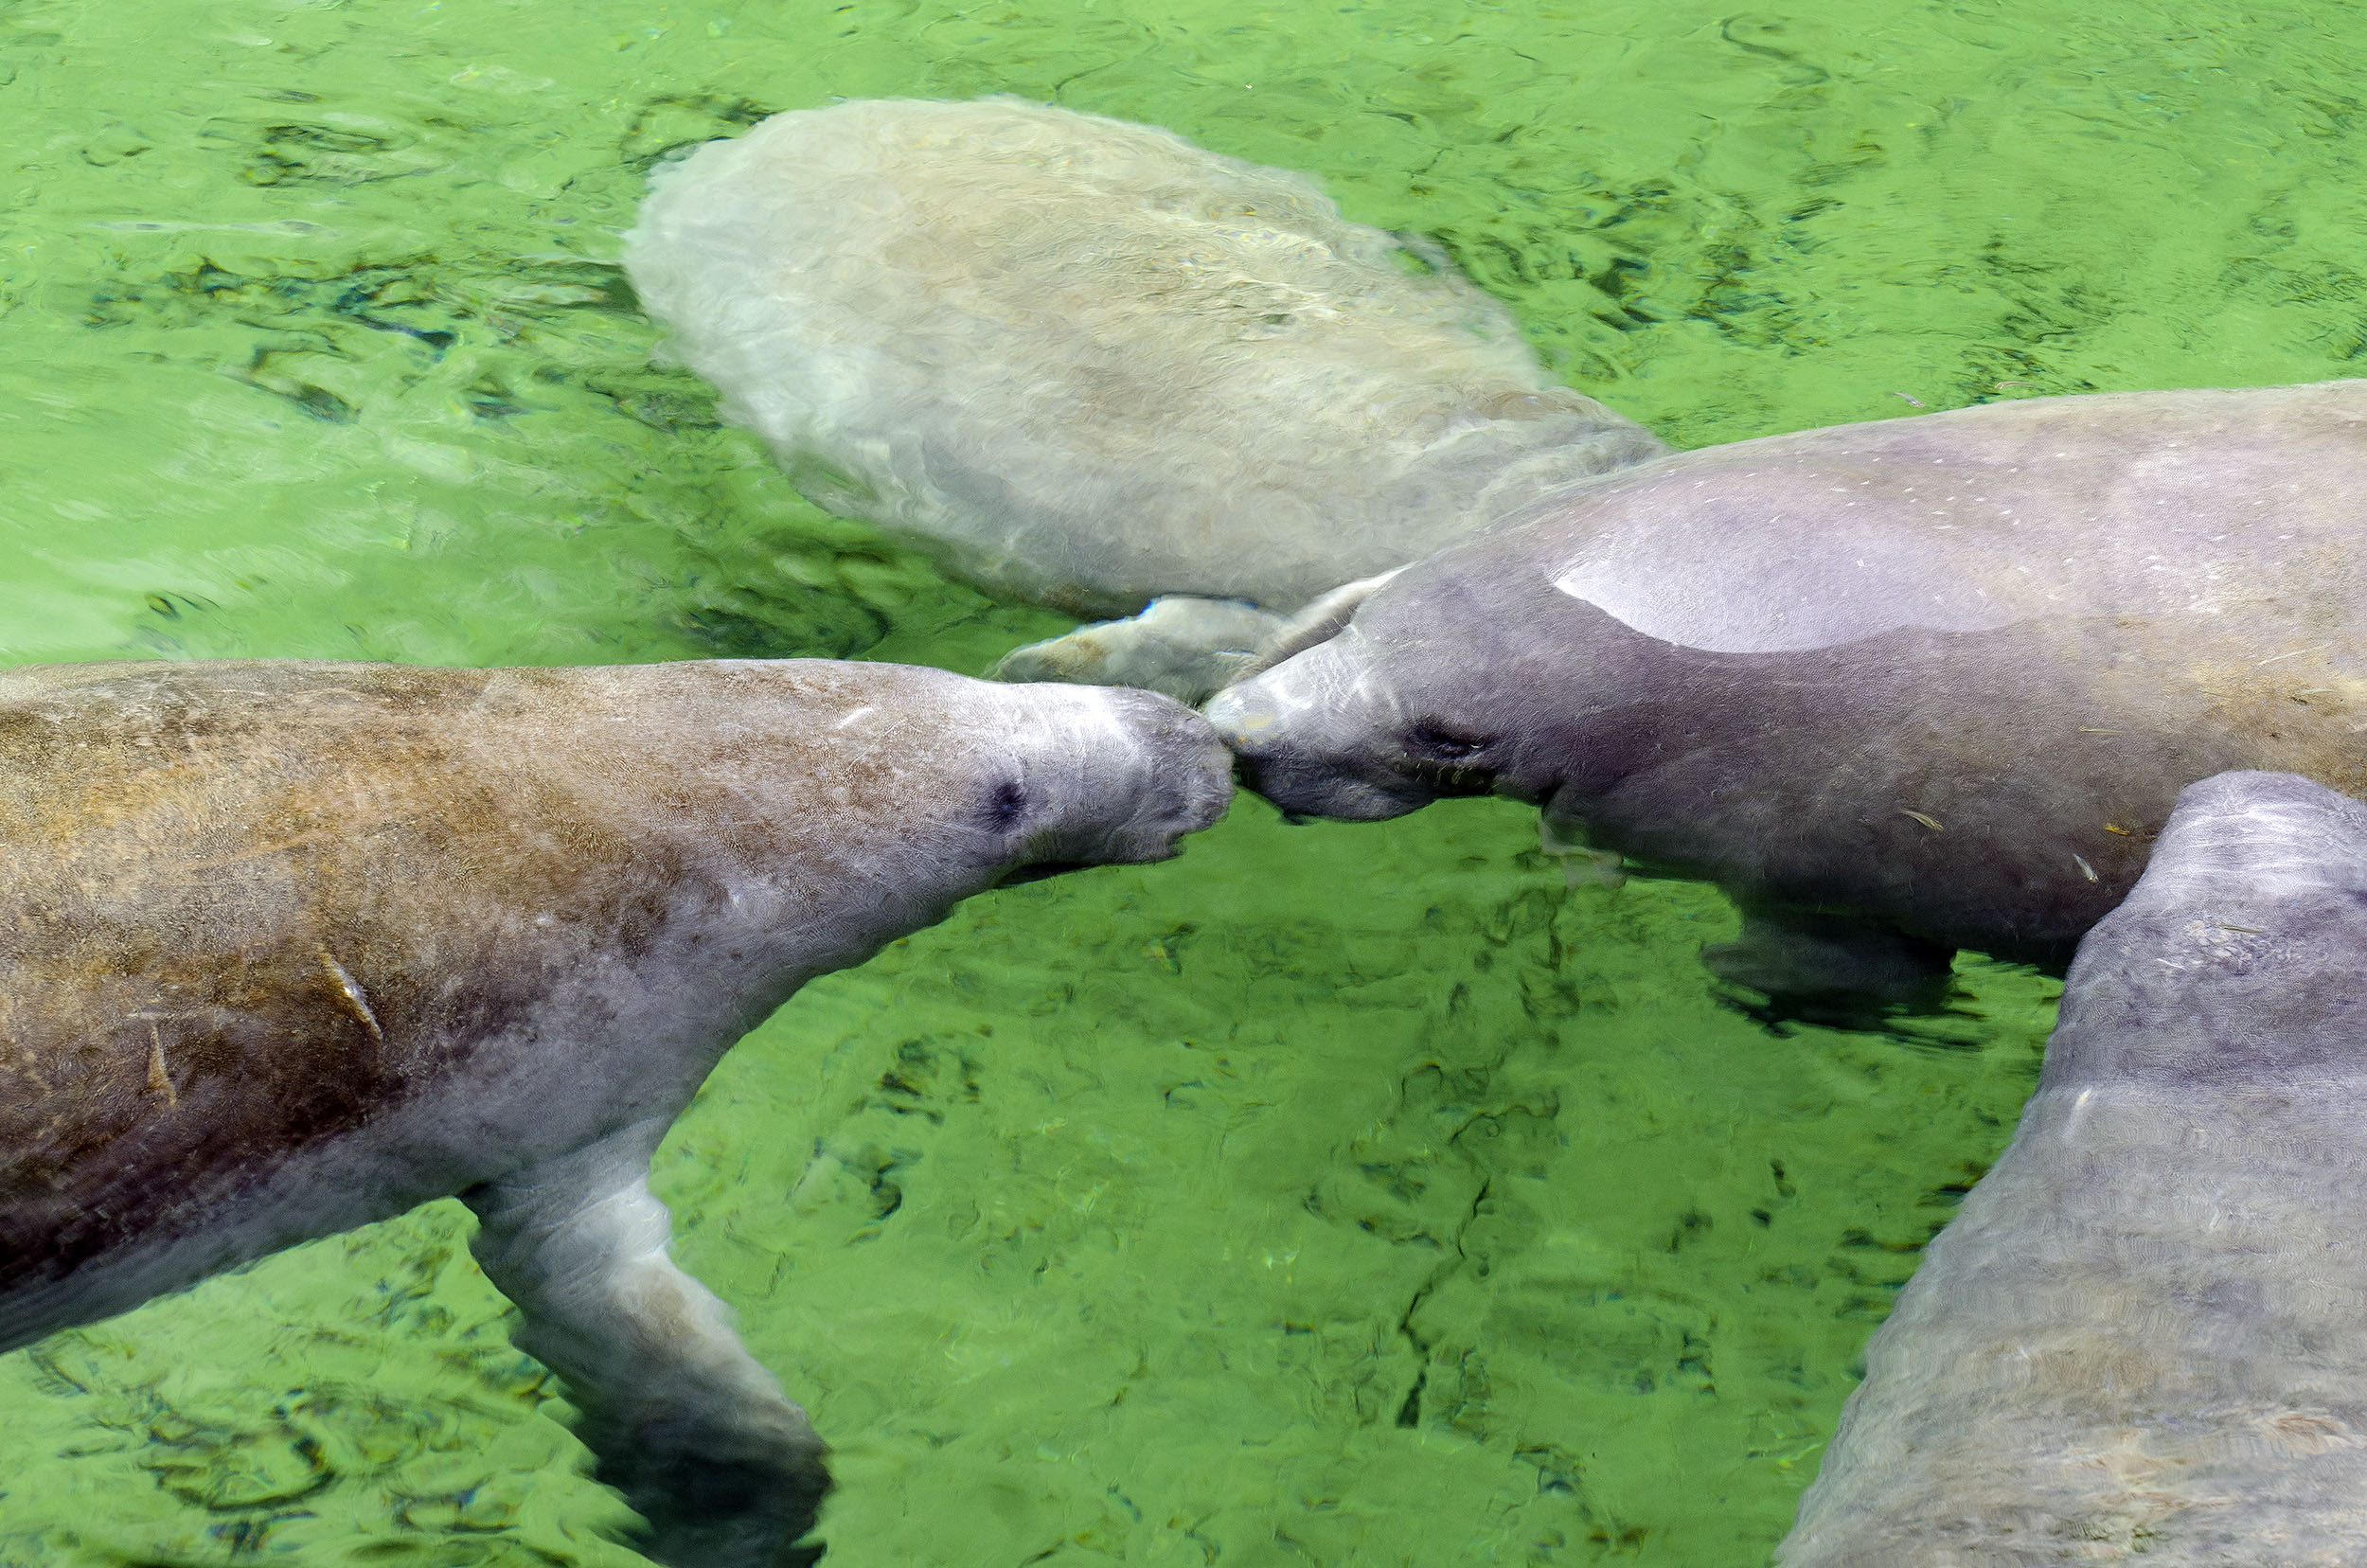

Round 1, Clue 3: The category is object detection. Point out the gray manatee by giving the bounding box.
[0,657,1229,1568]
[1779,769,2367,1565]
[1208,381,2367,1016]
[624,97,1663,703]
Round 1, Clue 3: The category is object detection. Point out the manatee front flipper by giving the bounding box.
[993,596,1287,704]
[464,1128,827,1568]
[1232,570,1405,682]
[994,572,1408,704]
[1702,904,1958,1031]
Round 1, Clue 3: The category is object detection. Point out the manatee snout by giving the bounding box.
[1074,685,1236,862]
[1203,665,1433,823]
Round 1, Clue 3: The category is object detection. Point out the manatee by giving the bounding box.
[1207,380,2367,1018]
[623,96,1664,703]
[0,658,1229,1568]
[1779,770,2367,1565]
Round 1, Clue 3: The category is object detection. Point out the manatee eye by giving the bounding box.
[981,778,1030,832]
[1407,720,1491,761]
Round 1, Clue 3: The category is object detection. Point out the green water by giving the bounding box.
[2,0,2361,1561]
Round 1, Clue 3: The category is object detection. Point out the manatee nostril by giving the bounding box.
[982,778,1029,831]
[1407,719,1490,761]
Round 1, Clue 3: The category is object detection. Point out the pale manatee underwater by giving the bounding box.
[623,96,1664,704]
[0,657,1230,1568]
[1209,380,2367,1023]
[1778,769,2367,1566]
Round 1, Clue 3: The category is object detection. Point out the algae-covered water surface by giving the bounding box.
[4,1,2364,1562]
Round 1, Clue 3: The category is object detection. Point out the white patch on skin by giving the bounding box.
[1549,541,2008,653]
[1531,385,2367,655]
[2057,1086,2095,1143]
[143,1025,175,1106]
[319,952,384,1045]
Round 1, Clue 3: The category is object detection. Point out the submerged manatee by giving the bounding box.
[1209,381,2367,1016]
[1780,770,2367,1565]
[623,96,1663,703]
[0,658,1229,1568]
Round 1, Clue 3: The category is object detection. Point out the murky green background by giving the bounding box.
[2,0,2360,1561]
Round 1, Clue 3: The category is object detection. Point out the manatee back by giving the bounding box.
[1510,380,2367,656]
[0,658,1225,1349]
[1781,771,2367,1566]
[624,97,1664,615]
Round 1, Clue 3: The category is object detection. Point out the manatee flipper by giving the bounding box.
[993,596,1287,704]
[1236,569,1405,682]
[1779,771,2367,1563]
[464,1127,827,1568]
[1702,904,1958,1028]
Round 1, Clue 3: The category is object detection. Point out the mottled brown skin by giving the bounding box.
[1,660,880,1290]
[0,656,1229,1568]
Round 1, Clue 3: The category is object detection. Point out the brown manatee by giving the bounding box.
[1779,770,2367,1564]
[0,657,1230,1568]
[1208,380,2367,1019]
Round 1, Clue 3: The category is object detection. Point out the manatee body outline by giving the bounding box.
[1210,381,2367,1011]
[1780,770,2367,1564]
[0,657,1230,1568]
[623,96,1664,702]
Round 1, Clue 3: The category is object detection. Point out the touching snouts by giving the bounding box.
[1203,675,1431,823]
[1095,686,1237,860]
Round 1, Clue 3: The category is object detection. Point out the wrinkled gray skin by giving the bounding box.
[0,658,1229,1568]
[1780,770,2367,1565]
[1210,381,2367,1018]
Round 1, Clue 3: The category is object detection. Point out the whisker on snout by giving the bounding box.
[1394,757,1498,794]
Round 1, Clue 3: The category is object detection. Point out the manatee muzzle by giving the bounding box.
[1081,686,1236,860]
[1202,681,1431,822]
